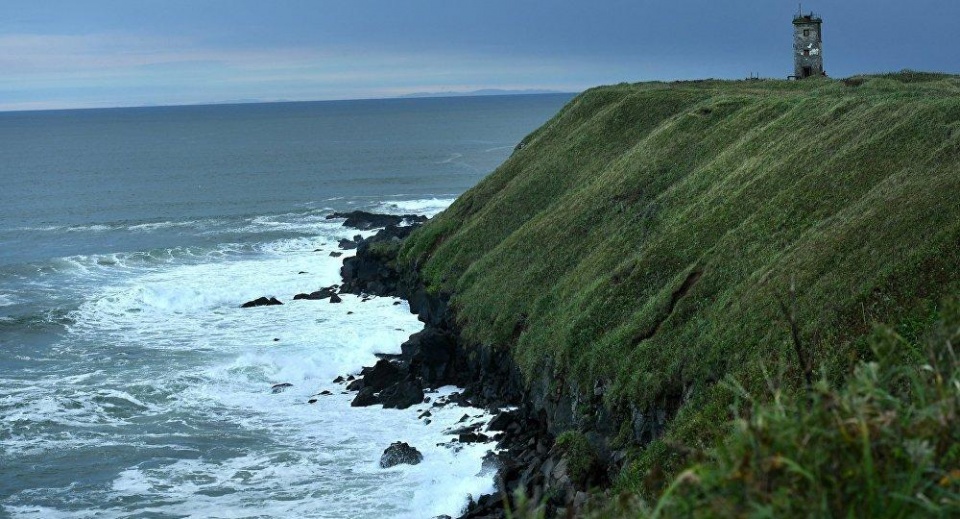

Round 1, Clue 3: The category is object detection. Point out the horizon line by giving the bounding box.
[0,90,581,115]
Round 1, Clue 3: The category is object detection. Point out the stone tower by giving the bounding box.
[793,12,824,78]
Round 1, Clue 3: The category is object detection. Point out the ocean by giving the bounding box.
[0,94,573,518]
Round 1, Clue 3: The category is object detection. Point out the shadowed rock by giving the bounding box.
[326,211,427,231]
[293,287,338,300]
[379,442,423,468]
[241,296,283,308]
[271,383,293,393]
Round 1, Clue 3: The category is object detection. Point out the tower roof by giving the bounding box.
[793,12,822,25]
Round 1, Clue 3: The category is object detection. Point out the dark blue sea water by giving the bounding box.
[0,94,572,518]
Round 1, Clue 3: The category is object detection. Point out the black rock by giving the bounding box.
[362,360,404,392]
[459,432,491,444]
[319,390,333,396]
[346,379,365,391]
[329,293,343,304]
[271,383,293,393]
[325,211,410,231]
[351,387,379,407]
[401,328,459,384]
[241,296,283,308]
[379,441,424,468]
[329,251,343,257]
[339,222,429,297]
[333,376,345,384]
[308,398,318,404]
[293,287,338,300]
[338,238,359,250]
[379,380,425,409]
[488,412,516,432]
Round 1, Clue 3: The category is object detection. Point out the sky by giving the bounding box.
[1,0,958,111]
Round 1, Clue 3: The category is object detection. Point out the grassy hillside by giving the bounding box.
[398,73,960,494]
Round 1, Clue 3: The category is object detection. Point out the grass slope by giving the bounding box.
[399,73,960,492]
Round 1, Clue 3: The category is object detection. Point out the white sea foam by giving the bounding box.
[376,197,457,217]
[65,224,112,232]
[0,293,18,307]
[5,215,495,518]
[128,220,208,232]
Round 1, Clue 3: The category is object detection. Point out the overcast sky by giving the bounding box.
[2,0,958,111]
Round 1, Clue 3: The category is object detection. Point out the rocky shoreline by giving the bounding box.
[326,211,617,518]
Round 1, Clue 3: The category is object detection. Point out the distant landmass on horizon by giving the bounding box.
[398,88,572,99]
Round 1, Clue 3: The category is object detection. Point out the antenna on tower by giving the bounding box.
[798,3,803,16]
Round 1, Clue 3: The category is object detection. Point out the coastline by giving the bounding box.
[332,214,608,517]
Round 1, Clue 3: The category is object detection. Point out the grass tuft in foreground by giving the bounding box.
[586,300,960,518]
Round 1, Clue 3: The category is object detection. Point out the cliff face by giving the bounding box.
[397,74,960,495]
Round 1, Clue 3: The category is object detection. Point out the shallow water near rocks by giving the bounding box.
[0,94,572,518]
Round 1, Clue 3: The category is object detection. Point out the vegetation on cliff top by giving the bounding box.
[399,73,960,505]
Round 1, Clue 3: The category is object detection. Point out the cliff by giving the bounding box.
[359,72,960,515]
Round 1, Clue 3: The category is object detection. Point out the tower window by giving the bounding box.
[804,49,810,56]
[804,29,810,36]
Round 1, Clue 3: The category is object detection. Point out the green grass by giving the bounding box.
[398,73,960,498]
[554,431,599,486]
[593,300,960,518]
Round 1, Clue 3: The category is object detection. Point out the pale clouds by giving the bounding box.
[0,32,589,111]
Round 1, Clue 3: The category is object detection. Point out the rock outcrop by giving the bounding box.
[326,210,427,231]
[337,223,613,518]
[379,441,424,468]
[241,296,283,308]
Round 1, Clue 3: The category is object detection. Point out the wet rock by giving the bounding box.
[333,376,345,384]
[460,493,504,519]
[329,251,343,257]
[308,398,318,404]
[487,411,515,432]
[241,296,283,308]
[271,383,293,393]
[338,238,359,250]
[363,360,404,392]
[329,293,343,304]
[379,441,423,468]
[351,387,379,407]
[378,380,425,410]
[326,211,427,231]
[459,432,491,444]
[319,390,333,396]
[401,328,459,384]
[293,287,337,300]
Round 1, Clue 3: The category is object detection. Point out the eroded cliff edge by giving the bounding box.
[347,73,960,516]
